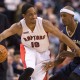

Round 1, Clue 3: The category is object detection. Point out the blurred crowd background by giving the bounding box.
[0,0,80,80]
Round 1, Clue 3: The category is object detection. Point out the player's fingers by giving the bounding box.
[42,64,48,71]
[42,63,52,71]
[58,55,66,59]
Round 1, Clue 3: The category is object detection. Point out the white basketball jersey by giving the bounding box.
[20,17,49,52]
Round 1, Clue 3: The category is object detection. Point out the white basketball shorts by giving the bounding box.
[20,44,51,80]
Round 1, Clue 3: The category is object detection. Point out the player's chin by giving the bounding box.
[32,19,36,23]
[31,21,36,24]
[62,21,67,25]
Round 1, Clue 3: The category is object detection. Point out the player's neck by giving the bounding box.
[67,21,77,32]
[66,21,78,37]
[26,21,36,32]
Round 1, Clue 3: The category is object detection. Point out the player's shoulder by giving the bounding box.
[43,18,55,27]
[11,21,22,29]
[9,22,22,35]
[42,19,56,32]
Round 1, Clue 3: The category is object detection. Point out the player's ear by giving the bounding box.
[71,15,74,19]
[72,15,74,18]
[73,15,74,17]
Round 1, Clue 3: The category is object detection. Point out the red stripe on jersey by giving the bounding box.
[20,44,27,69]
[43,72,48,80]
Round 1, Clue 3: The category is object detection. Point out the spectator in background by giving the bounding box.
[12,51,24,76]
[43,5,54,20]
[15,2,26,22]
[48,14,59,26]
[74,11,80,22]
[8,46,15,56]
[35,1,43,17]
[0,1,6,14]
[72,0,80,13]
[34,0,55,8]
[4,0,22,24]
[0,13,10,80]
[7,55,14,80]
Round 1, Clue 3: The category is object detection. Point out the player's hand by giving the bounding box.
[43,61,54,71]
[52,51,76,67]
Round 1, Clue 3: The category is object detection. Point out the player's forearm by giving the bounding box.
[0,34,4,42]
[54,57,65,67]
[0,29,13,42]
[61,34,80,55]
[0,33,8,42]
[48,58,64,68]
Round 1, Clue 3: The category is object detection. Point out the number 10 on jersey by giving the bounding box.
[31,42,40,47]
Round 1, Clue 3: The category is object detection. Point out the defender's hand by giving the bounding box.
[43,61,54,71]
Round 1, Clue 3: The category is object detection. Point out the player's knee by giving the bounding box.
[19,68,34,80]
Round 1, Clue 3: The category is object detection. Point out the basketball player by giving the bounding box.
[0,3,80,80]
[44,6,80,80]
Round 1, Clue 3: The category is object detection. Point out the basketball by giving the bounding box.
[0,45,8,63]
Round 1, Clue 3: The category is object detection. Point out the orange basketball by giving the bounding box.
[0,45,8,63]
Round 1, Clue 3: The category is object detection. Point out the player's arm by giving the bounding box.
[43,19,80,56]
[59,41,67,52]
[43,42,75,71]
[53,42,67,66]
[0,22,22,42]
[46,42,67,69]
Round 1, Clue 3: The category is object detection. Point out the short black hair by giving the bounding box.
[21,3,33,14]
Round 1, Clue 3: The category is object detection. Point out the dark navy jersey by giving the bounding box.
[63,22,80,47]
[50,22,80,80]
